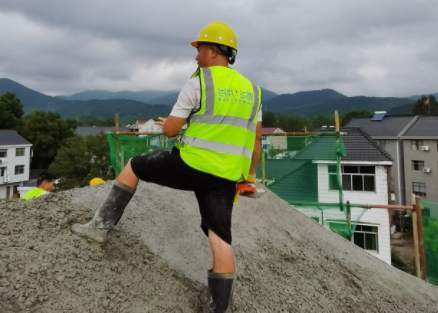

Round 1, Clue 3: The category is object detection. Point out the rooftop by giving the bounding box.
[0,130,31,146]
[347,116,416,137]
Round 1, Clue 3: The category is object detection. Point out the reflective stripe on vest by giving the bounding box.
[179,66,261,181]
[181,135,253,159]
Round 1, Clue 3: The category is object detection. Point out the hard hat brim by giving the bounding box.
[190,39,237,50]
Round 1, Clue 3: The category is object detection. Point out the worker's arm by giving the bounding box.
[161,116,187,138]
[248,122,262,177]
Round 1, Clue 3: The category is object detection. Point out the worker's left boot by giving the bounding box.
[71,181,135,243]
[208,270,235,313]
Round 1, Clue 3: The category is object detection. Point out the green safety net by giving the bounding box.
[257,132,359,240]
[106,133,177,175]
[421,199,438,285]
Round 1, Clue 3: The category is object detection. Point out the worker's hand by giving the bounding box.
[236,174,257,195]
[155,117,167,127]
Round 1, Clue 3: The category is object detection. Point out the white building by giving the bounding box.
[266,128,393,264]
[0,130,32,199]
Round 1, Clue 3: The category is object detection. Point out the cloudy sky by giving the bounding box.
[0,0,437,97]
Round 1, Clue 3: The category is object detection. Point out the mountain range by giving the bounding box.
[1,78,434,121]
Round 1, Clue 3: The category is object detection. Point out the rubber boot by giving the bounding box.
[208,270,235,313]
[71,181,135,243]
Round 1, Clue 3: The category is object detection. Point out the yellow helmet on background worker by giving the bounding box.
[191,22,238,50]
[89,177,105,187]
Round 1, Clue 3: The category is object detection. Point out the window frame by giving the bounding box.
[352,224,379,252]
[412,182,426,197]
[14,165,25,175]
[15,147,25,157]
[412,160,425,171]
[328,165,376,192]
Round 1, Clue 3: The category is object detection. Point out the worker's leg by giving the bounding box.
[117,159,139,189]
[207,231,235,313]
[71,160,138,242]
[72,148,194,243]
[208,229,235,273]
[195,183,236,313]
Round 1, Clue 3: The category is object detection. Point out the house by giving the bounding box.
[262,128,393,264]
[348,113,438,204]
[261,127,287,153]
[138,119,164,134]
[126,117,163,133]
[0,130,33,199]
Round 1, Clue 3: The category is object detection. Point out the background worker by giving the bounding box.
[22,172,57,201]
[71,21,262,313]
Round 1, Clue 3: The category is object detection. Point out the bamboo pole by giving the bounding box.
[414,195,427,280]
[412,194,422,279]
[114,113,120,132]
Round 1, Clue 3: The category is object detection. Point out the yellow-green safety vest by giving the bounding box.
[22,187,47,201]
[178,66,261,181]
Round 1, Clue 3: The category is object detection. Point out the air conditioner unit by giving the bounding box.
[420,145,430,151]
[423,168,432,174]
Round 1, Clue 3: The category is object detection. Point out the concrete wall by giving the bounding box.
[403,139,438,203]
[375,140,402,203]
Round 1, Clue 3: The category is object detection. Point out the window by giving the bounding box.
[412,182,426,197]
[411,140,424,151]
[329,165,376,192]
[0,149,7,158]
[14,165,24,175]
[0,167,6,177]
[412,160,425,171]
[16,148,25,156]
[353,224,379,252]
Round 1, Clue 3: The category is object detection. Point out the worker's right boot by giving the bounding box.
[71,181,135,243]
[208,270,235,313]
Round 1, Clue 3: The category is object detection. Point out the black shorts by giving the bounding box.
[130,147,236,244]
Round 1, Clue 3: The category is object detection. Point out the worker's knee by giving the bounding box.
[208,230,233,253]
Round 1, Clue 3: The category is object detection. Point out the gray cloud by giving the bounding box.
[1,0,437,97]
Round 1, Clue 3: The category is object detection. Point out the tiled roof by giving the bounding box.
[347,116,416,137]
[402,116,438,138]
[0,130,31,146]
[342,128,392,162]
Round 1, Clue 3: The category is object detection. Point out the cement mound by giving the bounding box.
[1,181,437,313]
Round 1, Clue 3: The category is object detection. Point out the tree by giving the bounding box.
[48,134,114,189]
[0,92,24,129]
[20,111,77,169]
[341,109,372,126]
[413,95,438,115]
[262,111,276,127]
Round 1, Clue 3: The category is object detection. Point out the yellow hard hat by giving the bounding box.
[191,22,238,50]
[89,177,105,186]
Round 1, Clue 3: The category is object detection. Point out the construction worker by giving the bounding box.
[22,172,57,201]
[71,21,262,313]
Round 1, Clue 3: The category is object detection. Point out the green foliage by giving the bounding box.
[412,95,438,115]
[261,112,332,131]
[48,134,114,190]
[20,111,77,169]
[0,92,24,129]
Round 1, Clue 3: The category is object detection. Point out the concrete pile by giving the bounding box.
[1,182,437,312]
